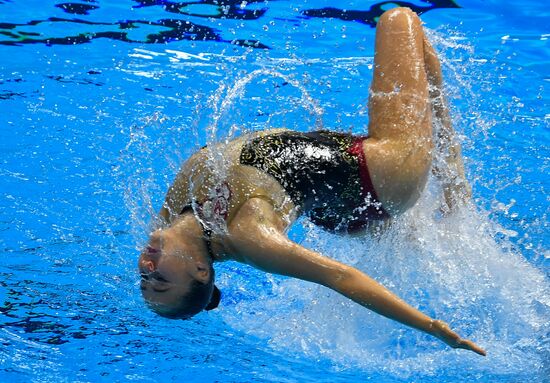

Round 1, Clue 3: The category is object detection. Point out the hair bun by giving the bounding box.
[205,285,221,311]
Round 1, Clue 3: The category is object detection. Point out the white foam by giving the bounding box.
[222,184,549,378]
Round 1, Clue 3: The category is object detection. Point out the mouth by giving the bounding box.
[146,246,159,254]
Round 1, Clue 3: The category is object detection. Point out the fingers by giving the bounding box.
[457,338,487,356]
[431,320,486,356]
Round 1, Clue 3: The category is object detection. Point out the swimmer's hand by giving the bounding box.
[430,319,486,356]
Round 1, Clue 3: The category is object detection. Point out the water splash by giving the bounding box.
[120,29,549,381]
[216,30,550,381]
[189,68,326,234]
[120,66,325,237]
[117,111,195,243]
[201,68,324,176]
[222,181,549,380]
[206,68,324,145]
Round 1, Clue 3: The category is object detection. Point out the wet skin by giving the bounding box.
[138,216,213,311]
[137,7,485,356]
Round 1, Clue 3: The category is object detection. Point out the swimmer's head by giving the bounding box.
[138,224,220,319]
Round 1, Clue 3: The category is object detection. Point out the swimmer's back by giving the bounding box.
[160,129,295,225]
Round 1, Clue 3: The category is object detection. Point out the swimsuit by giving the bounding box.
[239,130,389,233]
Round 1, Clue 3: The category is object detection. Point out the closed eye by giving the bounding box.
[152,274,169,283]
[152,286,170,293]
[140,280,171,293]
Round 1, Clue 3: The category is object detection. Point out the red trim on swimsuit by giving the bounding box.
[346,137,390,230]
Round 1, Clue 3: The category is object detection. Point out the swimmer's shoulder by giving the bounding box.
[222,128,290,150]
[196,128,291,164]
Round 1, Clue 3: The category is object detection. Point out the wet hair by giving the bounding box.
[205,285,221,311]
[153,282,222,320]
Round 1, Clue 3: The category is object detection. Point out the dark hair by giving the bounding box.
[153,282,221,320]
[205,285,221,311]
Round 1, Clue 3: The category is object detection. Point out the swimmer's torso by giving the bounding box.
[160,129,387,236]
[240,130,388,232]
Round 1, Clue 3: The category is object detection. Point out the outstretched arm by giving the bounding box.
[228,198,486,356]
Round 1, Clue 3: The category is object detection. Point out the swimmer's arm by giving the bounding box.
[229,197,486,356]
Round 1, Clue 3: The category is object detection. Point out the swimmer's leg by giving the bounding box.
[424,37,472,212]
[363,7,433,214]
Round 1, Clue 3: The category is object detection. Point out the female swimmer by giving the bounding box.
[138,7,485,356]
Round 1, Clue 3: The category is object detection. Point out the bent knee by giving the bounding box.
[378,7,421,31]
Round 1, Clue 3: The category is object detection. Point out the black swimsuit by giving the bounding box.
[239,130,389,233]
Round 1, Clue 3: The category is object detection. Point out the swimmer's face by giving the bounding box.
[138,227,214,318]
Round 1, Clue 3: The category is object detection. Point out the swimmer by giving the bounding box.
[138,8,485,356]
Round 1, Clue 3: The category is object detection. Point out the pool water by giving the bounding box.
[0,0,548,382]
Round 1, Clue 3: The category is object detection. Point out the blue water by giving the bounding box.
[1,0,548,382]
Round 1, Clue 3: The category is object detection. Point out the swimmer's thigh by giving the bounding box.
[363,8,433,213]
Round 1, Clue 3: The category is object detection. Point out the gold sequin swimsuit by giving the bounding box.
[239,130,389,233]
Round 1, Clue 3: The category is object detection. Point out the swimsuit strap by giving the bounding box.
[179,204,216,260]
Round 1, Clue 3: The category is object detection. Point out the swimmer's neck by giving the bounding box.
[170,213,220,263]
